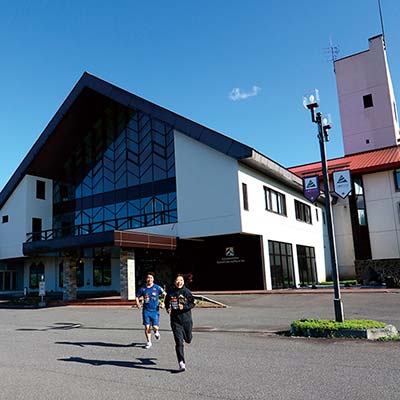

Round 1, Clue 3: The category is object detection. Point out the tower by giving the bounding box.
[334,35,400,155]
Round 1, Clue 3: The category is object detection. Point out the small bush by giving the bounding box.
[291,318,387,336]
[319,280,357,286]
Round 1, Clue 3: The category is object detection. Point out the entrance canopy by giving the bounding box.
[23,230,176,255]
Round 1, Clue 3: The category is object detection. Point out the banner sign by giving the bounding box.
[333,170,352,199]
[303,176,320,203]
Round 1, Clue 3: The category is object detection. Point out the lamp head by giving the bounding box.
[303,89,320,110]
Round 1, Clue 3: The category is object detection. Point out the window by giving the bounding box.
[297,245,317,287]
[29,262,44,289]
[268,240,295,289]
[242,183,249,211]
[363,94,373,108]
[264,186,286,216]
[93,255,111,286]
[36,180,45,200]
[32,218,42,241]
[395,169,400,191]
[2,215,8,223]
[315,208,319,222]
[354,177,367,226]
[295,200,312,224]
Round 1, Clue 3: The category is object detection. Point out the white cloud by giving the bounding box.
[229,85,261,101]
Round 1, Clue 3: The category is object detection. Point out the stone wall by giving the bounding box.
[355,259,400,287]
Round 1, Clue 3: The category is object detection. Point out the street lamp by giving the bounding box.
[303,90,344,322]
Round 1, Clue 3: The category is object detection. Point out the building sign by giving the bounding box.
[303,176,320,203]
[39,281,46,297]
[216,247,245,264]
[333,170,352,199]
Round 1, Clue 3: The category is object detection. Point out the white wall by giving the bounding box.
[363,170,400,259]
[238,164,326,287]
[172,130,242,238]
[0,175,53,259]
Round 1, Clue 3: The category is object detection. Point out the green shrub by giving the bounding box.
[319,280,357,286]
[291,318,386,336]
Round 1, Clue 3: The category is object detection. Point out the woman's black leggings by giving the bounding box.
[171,315,193,363]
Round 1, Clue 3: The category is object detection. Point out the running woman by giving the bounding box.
[165,274,195,371]
[135,272,166,349]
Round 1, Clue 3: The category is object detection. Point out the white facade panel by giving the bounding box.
[238,164,326,286]
[0,175,52,260]
[173,130,242,238]
[363,171,400,259]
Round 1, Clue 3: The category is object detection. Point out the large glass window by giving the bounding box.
[53,104,177,238]
[268,241,295,289]
[354,177,367,226]
[295,200,312,224]
[29,262,44,289]
[93,255,111,286]
[264,186,286,216]
[297,245,317,287]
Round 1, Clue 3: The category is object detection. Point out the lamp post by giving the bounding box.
[303,90,344,322]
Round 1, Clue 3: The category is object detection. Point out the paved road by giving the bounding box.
[1,292,400,400]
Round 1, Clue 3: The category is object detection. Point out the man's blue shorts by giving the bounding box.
[142,309,160,326]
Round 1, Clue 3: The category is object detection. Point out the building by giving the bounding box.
[0,73,327,298]
[291,35,400,285]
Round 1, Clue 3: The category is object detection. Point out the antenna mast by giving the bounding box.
[378,0,386,48]
[325,37,339,73]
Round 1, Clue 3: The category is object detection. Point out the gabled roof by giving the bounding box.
[0,72,303,208]
[289,145,400,178]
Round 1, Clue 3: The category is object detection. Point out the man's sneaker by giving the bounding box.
[178,361,186,371]
[145,342,152,349]
[154,331,160,340]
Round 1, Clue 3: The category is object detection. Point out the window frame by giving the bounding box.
[264,186,287,216]
[295,200,312,224]
[36,180,46,200]
[363,94,373,109]
[394,169,400,191]
[242,183,249,211]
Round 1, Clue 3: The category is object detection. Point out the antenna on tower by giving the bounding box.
[324,37,340,73]
[378,0,386,48]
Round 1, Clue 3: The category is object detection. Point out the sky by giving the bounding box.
[0,0,399,191]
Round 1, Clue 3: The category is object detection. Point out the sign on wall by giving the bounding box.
[333,170,352,199]
[303,176,320,203]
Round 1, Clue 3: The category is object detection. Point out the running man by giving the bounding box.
[135,272,166,349]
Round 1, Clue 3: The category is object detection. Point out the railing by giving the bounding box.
[25,210,177,242]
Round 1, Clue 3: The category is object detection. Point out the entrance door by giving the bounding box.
[297,245,317,286]
[268,240,295,289]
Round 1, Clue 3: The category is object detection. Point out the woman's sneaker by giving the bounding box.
[178,361,186,371]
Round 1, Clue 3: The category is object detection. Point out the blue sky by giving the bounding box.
[0,0,399,190]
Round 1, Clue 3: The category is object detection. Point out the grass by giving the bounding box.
[291,318,387,336]
[319,280,358,286]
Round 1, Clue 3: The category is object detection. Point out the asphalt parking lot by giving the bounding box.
[1,292,400,400]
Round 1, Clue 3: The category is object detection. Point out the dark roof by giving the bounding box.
[0,72,253,208]
[289,145,400,178]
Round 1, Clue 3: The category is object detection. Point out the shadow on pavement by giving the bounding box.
[56,341,146,348]
[59,356,176,373]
